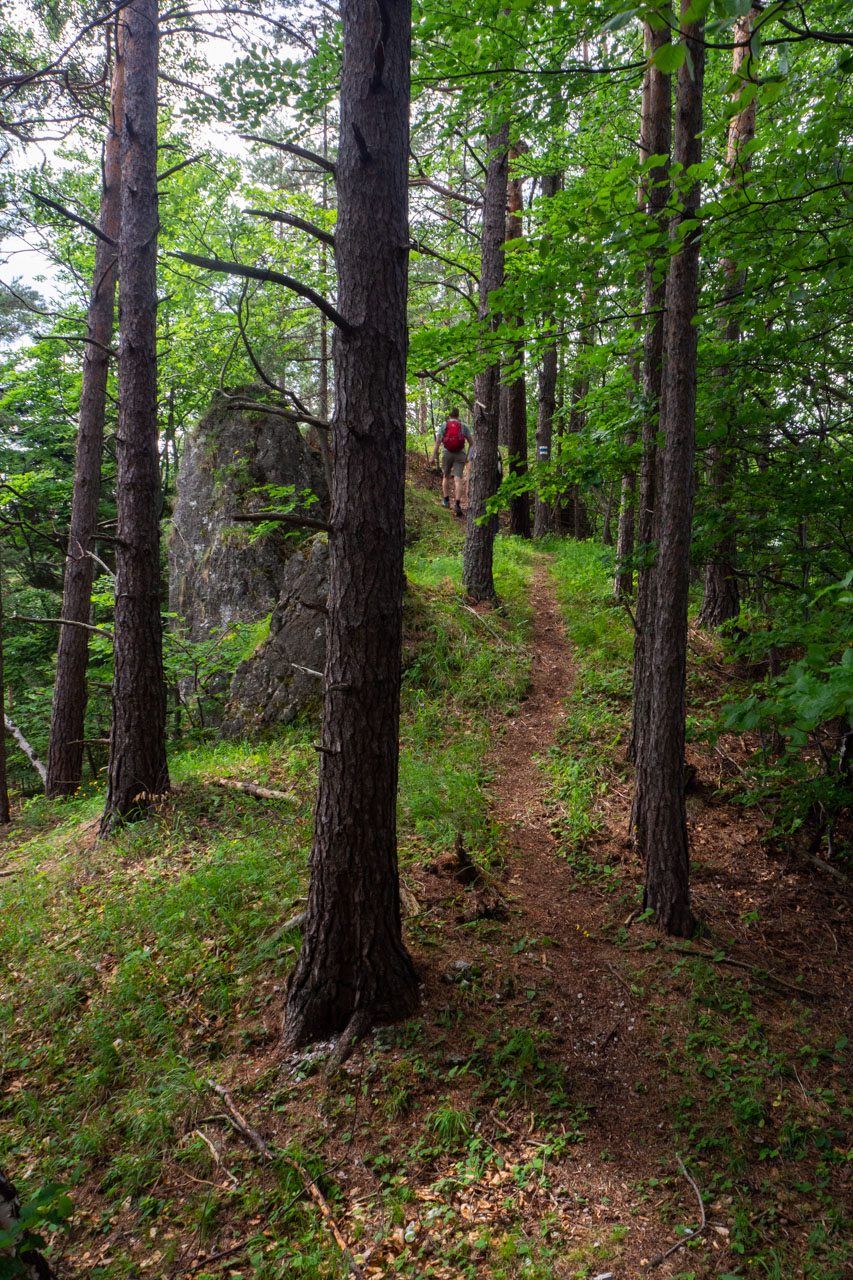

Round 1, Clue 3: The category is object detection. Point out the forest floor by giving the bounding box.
[1,463,851,1280]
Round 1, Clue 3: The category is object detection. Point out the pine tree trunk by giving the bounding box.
[281,0,418,1050]
[634,0,705,937]
[628,16,672,763]
[101,0,169,831]
[534,172,560,541]
[698,8,757,629]
[505,149,530,539]
[47,34,124,798]
[462,121,508,601]
[614,54,652,601]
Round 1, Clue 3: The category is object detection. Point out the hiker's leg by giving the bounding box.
[441,451,454,503]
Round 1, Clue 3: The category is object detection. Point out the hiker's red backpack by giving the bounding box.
[443,418,465,453]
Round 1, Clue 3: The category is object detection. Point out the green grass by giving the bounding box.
[535,539,634,879]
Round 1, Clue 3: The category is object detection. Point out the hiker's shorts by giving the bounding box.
[441,448,467,479]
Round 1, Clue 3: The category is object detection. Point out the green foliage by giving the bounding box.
[717,574,853,848]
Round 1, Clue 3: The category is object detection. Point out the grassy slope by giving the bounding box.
[0,490,850,1279]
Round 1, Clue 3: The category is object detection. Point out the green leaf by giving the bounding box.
[603,9,638,31]
[653,42,686,73]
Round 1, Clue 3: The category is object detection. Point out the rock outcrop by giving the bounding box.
[169,389,328,642]
[168,389,329,732]
[220,535,328,738]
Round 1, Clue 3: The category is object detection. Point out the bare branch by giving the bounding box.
[167,251,352,333]
[29,190,117,247]
[230,510,332,534]
[157,153,203,182]
[240,133,336,176]
[4,716,47,783]
[245,207,335,248]
[11,613,113,639]
[409,237,479,282]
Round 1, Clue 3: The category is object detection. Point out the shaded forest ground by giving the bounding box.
[0,462,850,1279]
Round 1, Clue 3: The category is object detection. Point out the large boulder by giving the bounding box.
[169,388,328,643]
[168,389,329,730]
[221,535,328,738]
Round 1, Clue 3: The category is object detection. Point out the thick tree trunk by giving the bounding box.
[534,171,560,541]
[101,0,169,831]
[698,9,757,629]
[505,149,530,539]
[47,35,124,798]
[281,0,418,1051]
[628,16,672,763]
[633,0,705,937]
[462,121,508,601]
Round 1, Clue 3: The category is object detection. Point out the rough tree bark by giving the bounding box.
[100,0,169,831]
[698,8,757,628]
[280,0,418,1053]
[633,0,705,936]
[534,171,560,540]
[462,121,509,601]
[47,28,124,798]
[614,50,652,600]
[505,145,530,539]
[627,14,672,763]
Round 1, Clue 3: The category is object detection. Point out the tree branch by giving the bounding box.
[11,613,113,639]
[29,190,116,247]
[230,510,333,533]
[245,207,335,248]
[409,237,479,282]
[168,252,352,333]
[4,716,47,783]
[239,133,336,176]
[157,153,203,182]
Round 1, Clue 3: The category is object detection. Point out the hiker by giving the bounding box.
[432,409,472,517]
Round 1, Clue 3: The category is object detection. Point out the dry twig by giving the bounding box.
[208,776,296,803]
[645,1153,707,1269]
[207,1081,365,1280]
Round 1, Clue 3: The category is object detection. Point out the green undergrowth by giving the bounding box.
[400,531,535,860]
[0,489,540,1276]
[539,539,633,881]
[626,944,852,1279]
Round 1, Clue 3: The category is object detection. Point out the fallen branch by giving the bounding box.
[4,716,47,782]
[645,1153,707,1269]
[808,855,851,886]
[230,509,333,534]
[208,1081,365,1280]
[188,1128,239,1188]
[207,776,296,803]
[657,943,816,1000]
